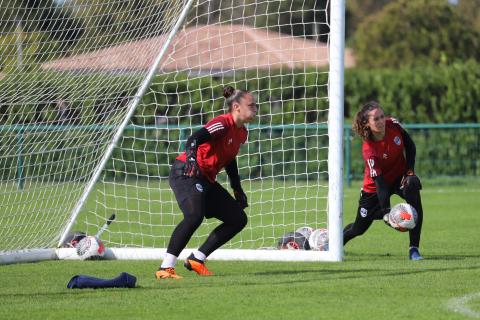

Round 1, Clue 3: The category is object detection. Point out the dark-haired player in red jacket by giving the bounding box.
[156,86,257,280]
[343,101,424,260]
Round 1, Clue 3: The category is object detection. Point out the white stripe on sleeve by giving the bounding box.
[368,158,377,177]
[206,122,224,134]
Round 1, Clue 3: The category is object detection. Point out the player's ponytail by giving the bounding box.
[223,86,235,99]
[353,101,382,141]
[223,85,249,111]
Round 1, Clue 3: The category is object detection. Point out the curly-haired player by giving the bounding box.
[156,86,257,279]
[343,101,424,260]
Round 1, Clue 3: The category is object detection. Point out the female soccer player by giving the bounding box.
[156,86,257,279]
[343,101,424,260]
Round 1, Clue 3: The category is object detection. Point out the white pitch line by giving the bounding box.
[446,292,480,318]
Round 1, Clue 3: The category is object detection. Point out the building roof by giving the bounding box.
[42,24,355,74]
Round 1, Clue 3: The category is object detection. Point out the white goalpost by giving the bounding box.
[0,0,344,264]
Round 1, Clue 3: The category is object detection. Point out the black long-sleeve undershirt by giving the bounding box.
[225,159,242,192]
[185,127,211,154]
[402,129,416,172]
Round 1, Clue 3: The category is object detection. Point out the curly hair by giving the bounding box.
[352,101,383,141]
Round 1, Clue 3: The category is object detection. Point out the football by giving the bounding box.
[61,231,86,248]
[76,236,105,260]
[295,226,313,240]
[308,228,329,251]
[277,232,310,250]
[387,203,418,232]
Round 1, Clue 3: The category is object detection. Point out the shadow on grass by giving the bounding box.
[1,255,479,298]
[254,264,480,276]
[345,252,480,261]
[1,262,480,298]
[250,263,480,286]
[425,254,480,260]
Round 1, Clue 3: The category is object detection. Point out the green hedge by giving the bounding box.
[134,70,330,127]
[1,61,479,182]
[0,71,140,125]
[2,62,478,126]
[344,60,480,122]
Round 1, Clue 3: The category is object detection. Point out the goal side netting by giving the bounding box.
[0,0,344,264]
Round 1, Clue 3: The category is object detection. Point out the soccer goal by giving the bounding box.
[0,0,345,264]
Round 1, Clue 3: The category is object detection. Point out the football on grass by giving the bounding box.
[308,228,329,251]
[388,203,418,232]
[76,236,105,260]
[295,226,313,240]
[277,232,310,250]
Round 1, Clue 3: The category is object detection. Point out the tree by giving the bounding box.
[0,0,180,71]
[22,0,84,46]
[345,0,393,40]
[454,0,480,31]
[0,0,84,71]
[353,0,480,68]
[67,0,178,52]
[0,0,26,33]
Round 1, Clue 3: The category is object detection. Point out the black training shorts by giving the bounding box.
[169,160,243,221]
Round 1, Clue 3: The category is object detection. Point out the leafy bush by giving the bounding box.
[353,0,480,68]
[344,60,480,123]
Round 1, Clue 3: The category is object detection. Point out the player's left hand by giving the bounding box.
[234,189,248,209]
[401,170,422,190]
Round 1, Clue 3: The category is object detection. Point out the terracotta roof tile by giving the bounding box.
[42,24,355,74]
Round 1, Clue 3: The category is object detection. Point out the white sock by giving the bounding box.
[160,253,177,269]
[193,250,207,262]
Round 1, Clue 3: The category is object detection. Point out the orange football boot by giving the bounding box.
[184,254,213,276]
[155,267,183,280]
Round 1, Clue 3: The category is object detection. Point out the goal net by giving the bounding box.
[0,0,344,263]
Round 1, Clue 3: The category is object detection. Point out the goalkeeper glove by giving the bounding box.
[183,139,201,177]
[400,170,422,190]
[233,189,248,209]
[382,208,401,231]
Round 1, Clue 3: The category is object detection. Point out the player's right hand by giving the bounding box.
[184,156,201,177]
[234,189,248,209]
[183,139,201,177]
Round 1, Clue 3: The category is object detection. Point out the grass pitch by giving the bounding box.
[1,180,479,320]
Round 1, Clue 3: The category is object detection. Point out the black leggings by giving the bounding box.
[166,160,248,257]
[343,178,423,248]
